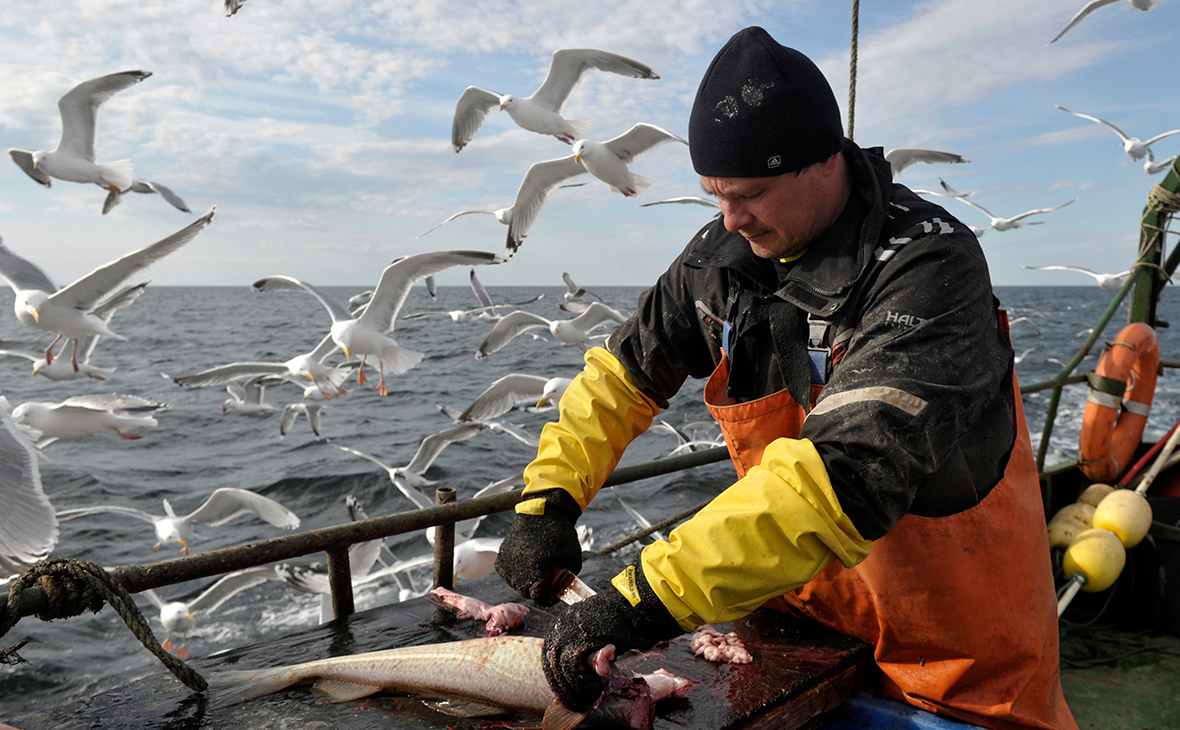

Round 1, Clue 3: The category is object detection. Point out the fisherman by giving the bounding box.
[494,26,1077,730]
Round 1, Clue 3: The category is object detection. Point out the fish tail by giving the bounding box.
[207,667,296,708]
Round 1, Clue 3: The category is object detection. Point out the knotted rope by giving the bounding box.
[847,0,860,140]
[1,557,207,692]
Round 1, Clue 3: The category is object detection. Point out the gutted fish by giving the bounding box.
[428,585,530,635]
[209,634,690,730]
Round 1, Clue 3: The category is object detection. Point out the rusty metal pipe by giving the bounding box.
[324,543,354,620]
[432,487,456,590]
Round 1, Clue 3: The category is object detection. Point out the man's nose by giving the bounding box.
[720,200,752,232]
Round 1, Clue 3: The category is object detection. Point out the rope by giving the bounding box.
[1147,181,1180,215]
[847,0,860,140]
[598,498,712,555]
[1,558,207,692]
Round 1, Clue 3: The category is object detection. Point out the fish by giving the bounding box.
[209,635,691,730]
[428,585,530,636]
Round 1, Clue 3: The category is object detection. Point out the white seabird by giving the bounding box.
[222,375,275,416]
[476,301,627,358]
[252,250,503,396]
[0,208,214,372]
[946,186,1075,232]
[1056,105,1180,161]
[279,402,325,439]
[505,123,688,254]
[1022,264,1135,290]
[1049,0,1163,44]
[640,196,721,209]
[103,179,191,216]
[56,487,300,556]
[451,48,659,152]
[140,566,276,658]
[0,395,56,578]
[11,393,168,448]
[450,373,574,423]
[8,70,152,194]
[883,148,970,176]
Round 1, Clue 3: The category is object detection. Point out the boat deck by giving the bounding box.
[6,553,875,730]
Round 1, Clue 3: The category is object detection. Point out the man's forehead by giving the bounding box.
[699,176,769,197]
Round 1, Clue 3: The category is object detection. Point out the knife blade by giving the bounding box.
[552,569,597,605]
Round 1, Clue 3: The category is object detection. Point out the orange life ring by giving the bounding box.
[1079,322,1159,482]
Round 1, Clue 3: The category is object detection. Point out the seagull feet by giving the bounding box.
[161,638,174,653]
[356,369,367,386]
[176,645,189,660]
[377,376,388,397]
[115,430,142,440]
[621,188,637,197]
[71,358,80,373]
[88,373,105,380]
[556,133,575,144]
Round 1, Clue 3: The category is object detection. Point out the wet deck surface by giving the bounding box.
[8,554,873,730]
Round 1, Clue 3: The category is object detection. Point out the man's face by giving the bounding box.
[700,158,839,259]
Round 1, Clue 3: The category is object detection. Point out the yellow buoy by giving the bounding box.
[1063,528,1126,592]
[1092,489,1153,548]
[1047,502,1095,551]
[1077,483,1115,506]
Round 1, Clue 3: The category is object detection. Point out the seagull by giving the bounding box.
[476,301,627,358]
[140,566,275,658]
[506,123,688,254]
[1014,346,1041,365]
[0,208,214,372]
[883,148,970,176]
[650,418,723,457]
[945,186,1075,231]
[279,402,324,439]
[103,179,191,216]
[401,268,541,324]
[418,206,512,238]
[1056,105,1180,161]
[11,394,167,448]
[1144,149,1178,175]
[437,404,538,448]
[56,487,300,556]
[221,375,275,416]
[1050,0,1163,44]
[561,272,601,302]
[1009,316,1043,337]
[0,396,56,578]
[612,487,665,542]
[253,250,503,396]
[0,281,148,381]
[224,0,247,16]
[449,373,574,423]
[639,196,721,209]
[1022,264,1134,289]
[8,70,152,194]
[451,48,659,152]
[168,334,358,400]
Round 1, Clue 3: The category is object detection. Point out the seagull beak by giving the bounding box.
[574,153,582,164]
[343,347,351,360]
[177,538,186,548]
[30,308,39,323]
[499,102,506,111]
[32,159,39,168]
[536,397,549,408]
[185,613,195,621]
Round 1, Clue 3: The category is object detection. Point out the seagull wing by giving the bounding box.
[357,250,503,335]
[8,149,52,187]
[570,301,627,331]
[458,373,550,421]
[505,155,587,254]
[169,362,290,388]
[950,194,998,222]
[185,487,300,529]
[138,180,192,213]
[602,123,688,165]
[93,281,149,324]
[329,441,433,510]
[1142,129,1180,147]
[0,349,39,363]
[1008,198,1076,222]
[417,209,496,238]
[1055,105,1131,143]
[1050,0,1120,44]
[611,486,664,542]
[251,274,353,324]
[531,48,659,112]
[884,148,970,175]
[60,393,166,412]
[51,208,213,311]
[0,237,59,294]
[404,423,486,476]
[188,566,276,615]
[55,504,158,524]
[274,563,329,595]
[476,311,552,358]
[328,441,402,482]
[1022,264,1101,278]
[469,268,495,309]
[472,472,525,500]
[224,382,247,403]
[55,70,152,162]
[639,196,720,208]
[0,405,55,576]
[451,86,502,153]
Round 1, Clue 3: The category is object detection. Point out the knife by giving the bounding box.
[552,569,597,605]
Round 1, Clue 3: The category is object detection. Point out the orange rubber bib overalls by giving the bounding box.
[702,313,1077,730]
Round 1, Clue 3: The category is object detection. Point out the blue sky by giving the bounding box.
[0,0,1177,289]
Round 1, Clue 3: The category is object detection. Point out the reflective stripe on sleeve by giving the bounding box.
[809,386,928,418]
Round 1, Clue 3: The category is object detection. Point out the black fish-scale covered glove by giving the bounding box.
[542,562,684,712]
[494,488,584,606]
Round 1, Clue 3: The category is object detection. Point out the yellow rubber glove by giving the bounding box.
[522,347,660,510]
[641,437,872,630]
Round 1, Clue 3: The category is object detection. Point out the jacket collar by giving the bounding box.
[685,140,893,317]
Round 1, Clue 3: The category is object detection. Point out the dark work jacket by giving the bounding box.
[608,140,1016,540]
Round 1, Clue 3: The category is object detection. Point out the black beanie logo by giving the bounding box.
[768,155,781,169]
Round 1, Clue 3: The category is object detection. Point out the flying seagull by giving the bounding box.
[476,301,627,358]
[0,208,214,372]
[884,148,970,176]
[1022,264,1134,290]
[1056,105,1180,161]
[451,48,659,152]
[140,566,275,658]
[1050,0,1163,44]
[11,393,168,448]
[8,70,152,194]
[0,396,56,578]
[103,179,191,216]
[945,186,1075,231]
[505,123,687,254]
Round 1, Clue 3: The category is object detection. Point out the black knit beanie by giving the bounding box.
[689,27,844,177]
